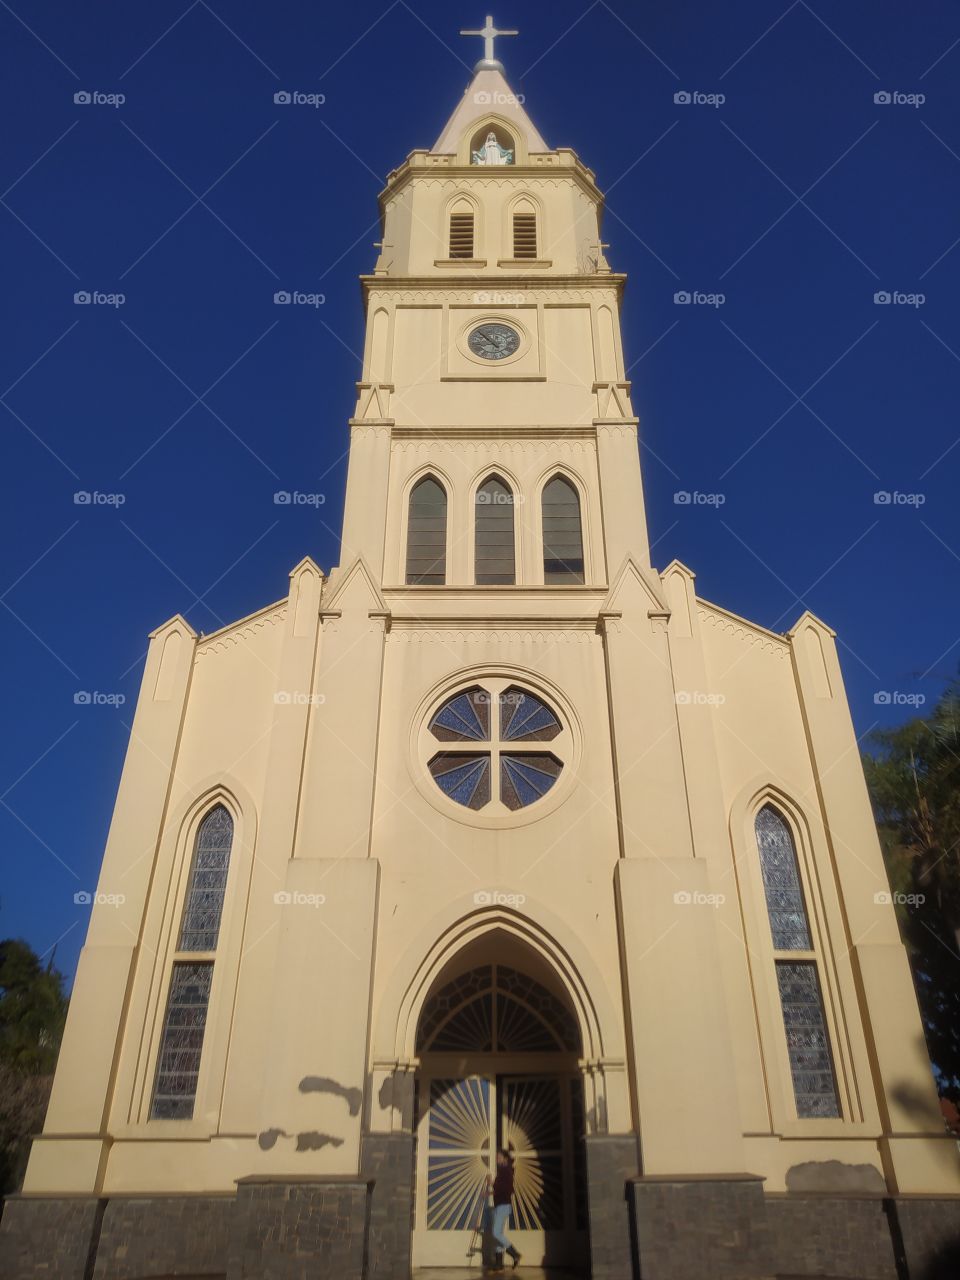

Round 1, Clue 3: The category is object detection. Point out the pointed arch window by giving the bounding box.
[449,209,475,259]
[542,476,584,584]
[513,211,538,259]
[406,476,447,585]
[152,804,234,1120]
[475,475,516,585]
[755,804,840,1119]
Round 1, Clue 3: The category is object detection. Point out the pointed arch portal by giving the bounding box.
[411,932,589,1270]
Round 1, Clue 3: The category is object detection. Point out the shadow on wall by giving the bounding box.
[921,1240,960,1279]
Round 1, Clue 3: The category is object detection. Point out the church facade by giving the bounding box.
[4,30,960,1280]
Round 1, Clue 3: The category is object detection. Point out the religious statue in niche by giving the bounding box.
[472,130,514,165]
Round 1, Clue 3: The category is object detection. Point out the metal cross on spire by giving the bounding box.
[460,15,518,72]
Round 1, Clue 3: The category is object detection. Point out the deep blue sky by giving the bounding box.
[2,1,959,983]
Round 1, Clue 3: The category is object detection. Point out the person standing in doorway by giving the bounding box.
[486,1148,521,1271]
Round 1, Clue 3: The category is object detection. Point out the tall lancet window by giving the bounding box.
[542,476,584,584]
[406,476,448,585]
[152,804,233,1120]
[475,475,516,584]
[755,804,840,1119]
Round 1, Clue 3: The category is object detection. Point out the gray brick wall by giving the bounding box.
[893,1196,960,1280]
[0,1196,102,1280]
[360,1133,414,1280]
[584,1134,638,1279]
[92,1195,232,1279]
[765,1193,898,1279]
[226,1178,371,1280]
[629,1175,770,1280]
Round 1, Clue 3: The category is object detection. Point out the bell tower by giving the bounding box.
[338,30,650,589]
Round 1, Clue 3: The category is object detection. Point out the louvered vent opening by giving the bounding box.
[513,213,538,259]
[449,213,475,259]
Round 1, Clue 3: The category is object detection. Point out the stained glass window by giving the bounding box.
[500,753,562,810]
[178,805,234,952]
[475,476,516,585]
[542,476,584,584]
[151,961,213,1120]
[427,685,565,812]
[755,804,840,1119]
[406,476,447,585]
[152,804,234,1120]
[755,805,812,951]
[500,688,561,741]
[776,962,840,1118]
[429,753,491,810]
[429,687,490,742]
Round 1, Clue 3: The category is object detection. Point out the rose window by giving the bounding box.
[427,683,564,812]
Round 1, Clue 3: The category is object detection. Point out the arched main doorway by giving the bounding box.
[412,935,588,1270]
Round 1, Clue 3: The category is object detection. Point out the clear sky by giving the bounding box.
[2,0,959,983]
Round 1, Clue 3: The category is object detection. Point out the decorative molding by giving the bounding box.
[387,627,595,645]
[390,425,596,440]
[390,437,593,458]
[196,605,287,657]
[353,382,394,421]
[697,606,788,657]
[594,422,639,438]
[361,278,624,304]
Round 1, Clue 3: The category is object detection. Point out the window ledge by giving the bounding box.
[435,258,487,268]
[497,259,553,269]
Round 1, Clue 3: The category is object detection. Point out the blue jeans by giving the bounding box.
[490,1202,512,1250]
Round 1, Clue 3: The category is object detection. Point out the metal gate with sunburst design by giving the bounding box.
[413,963,587,1268]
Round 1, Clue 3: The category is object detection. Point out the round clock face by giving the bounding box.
[468,322,521,361]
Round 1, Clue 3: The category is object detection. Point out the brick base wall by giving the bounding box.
[583,1134,638,1279]
[360,1133,414,1280]
[765,1193,898,1279]
[893,1196,960,1280]
[93,1196,233,1279]
[629,1175,770,1280]
[227,1178,371,1280]
[0,1196,103,1280]
[4,1177,960,1278]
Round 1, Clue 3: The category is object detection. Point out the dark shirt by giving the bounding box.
[492,1164,514,1206]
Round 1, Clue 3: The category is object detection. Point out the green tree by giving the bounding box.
[863,679,960,1101]
[0,938,69,1193]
